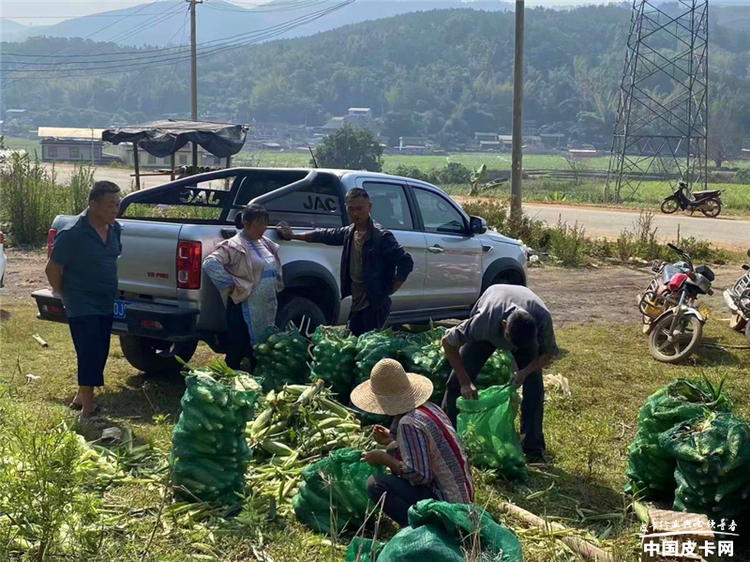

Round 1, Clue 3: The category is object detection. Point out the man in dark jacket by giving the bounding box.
[276,188,414,336]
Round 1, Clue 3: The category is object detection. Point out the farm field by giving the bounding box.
[3,254,750,561]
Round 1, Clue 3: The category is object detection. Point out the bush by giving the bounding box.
[734,169,750,184]
[0,155,99,247]
[0,154,61,246]
[549,218,588,267]
[433,162,471,184]
[313,125,383,172]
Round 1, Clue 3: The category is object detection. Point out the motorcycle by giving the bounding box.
[660,181,723,217]
[646,244,714,363]
[723,249,750,339]
[637,257,691,333]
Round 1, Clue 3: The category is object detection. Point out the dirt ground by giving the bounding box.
[2,248,743,328]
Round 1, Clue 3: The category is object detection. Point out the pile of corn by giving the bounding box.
[245,381,368,515]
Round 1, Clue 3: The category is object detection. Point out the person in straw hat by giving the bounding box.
[354,358,475,526]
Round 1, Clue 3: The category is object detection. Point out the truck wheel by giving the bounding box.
[119,335,198,375]
[492,270,525,286]
[276,296,327,334]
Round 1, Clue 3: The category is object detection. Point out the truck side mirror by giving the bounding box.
[470,216,488,235]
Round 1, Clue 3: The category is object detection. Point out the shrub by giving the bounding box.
[734,169,750,184]
[0,154,61,246]
[549,218,588,267]
[0,155,99,247]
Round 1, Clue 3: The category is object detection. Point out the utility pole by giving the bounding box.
[510,0,525,219]
[189,0,201,169]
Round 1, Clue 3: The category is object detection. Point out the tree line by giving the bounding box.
[2,5,750,158]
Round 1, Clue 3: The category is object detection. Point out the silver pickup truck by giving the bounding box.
[33,167,527,374]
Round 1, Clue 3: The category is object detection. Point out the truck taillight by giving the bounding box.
[177,240,202,290]
[47,229,57,259]
[0,232,5,245]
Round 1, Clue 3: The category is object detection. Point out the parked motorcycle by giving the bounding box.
[646,244,714,363]
[638,257,691,333]
[660,181,723,217]
[723,249,750,339]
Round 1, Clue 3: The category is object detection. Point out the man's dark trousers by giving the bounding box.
[442,340,546,456]
[68,314,114,387]
[347,298,391,337]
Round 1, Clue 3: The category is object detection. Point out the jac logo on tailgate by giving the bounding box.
[179,189,222,206]
[148,272,170,279]
[303,195,338,212]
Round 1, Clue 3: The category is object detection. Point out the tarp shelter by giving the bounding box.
[102,120,249,188]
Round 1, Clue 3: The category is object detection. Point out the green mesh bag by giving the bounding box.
[659,412,750,519]
[625,377,730,497]
[254,328,311,391]
[457,384,527,480]
[354,330,407,384]
[398,327,450,401]
[293,448,384,534]
[310,326,358,401]
[171,372,259,505]
[378,500,523,562]
[345,537,387,562]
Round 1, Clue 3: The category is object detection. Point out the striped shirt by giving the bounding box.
[392,402,475,503]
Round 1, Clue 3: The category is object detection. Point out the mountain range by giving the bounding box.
[0,0,513,47]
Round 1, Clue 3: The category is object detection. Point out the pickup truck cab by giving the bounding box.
[33,167,527,374]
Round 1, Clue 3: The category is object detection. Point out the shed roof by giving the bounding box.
[38,127,104,140]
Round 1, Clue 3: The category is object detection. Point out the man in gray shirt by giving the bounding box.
[441,284,558,462]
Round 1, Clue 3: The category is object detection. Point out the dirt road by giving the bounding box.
[2,249,741,328]
[525,203,750,249]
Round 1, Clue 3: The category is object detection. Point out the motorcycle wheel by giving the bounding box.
[648,312,703,363]
[660,197,680,214]
[701,198,722,218]
[729,312,747,332]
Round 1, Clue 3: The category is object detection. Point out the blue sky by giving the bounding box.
[2,0,747,25]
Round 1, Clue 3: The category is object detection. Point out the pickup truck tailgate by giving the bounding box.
[118,220,182,298]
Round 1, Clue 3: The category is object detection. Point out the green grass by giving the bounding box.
[233,150,612,172]
[1,135,41,156]
[444,179,750,214]
[4,280,750,560]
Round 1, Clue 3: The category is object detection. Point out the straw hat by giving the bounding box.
[350,358,434,416]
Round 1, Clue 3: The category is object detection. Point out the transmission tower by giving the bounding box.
[606,0,708,202]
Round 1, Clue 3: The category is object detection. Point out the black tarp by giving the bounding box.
[102,120,249,158]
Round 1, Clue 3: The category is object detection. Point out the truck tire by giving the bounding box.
[119,335,198,375]
[276,296,327,334]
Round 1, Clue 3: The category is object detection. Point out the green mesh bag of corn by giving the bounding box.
[292,448,384,534]
[377,500,523,562]
[399,327,450,401]
[310,326,358,401]
[352,330,406,426]
[659,411,750,519]
[457,384,527,480]
[345,537,387,562]
[254,328,311,391]
[625,376,730,498]
[476,351,515,389]
[171,361,261,505]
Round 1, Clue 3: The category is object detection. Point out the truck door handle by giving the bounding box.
[428,245,444,254]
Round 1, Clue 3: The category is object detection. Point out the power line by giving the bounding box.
[3,0,344,62]
[3,1,354,75]
[3,1,334,64]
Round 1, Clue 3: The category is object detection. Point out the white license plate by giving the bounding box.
[113,300,132,320]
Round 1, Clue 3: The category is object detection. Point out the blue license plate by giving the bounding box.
[113,300,132,320]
